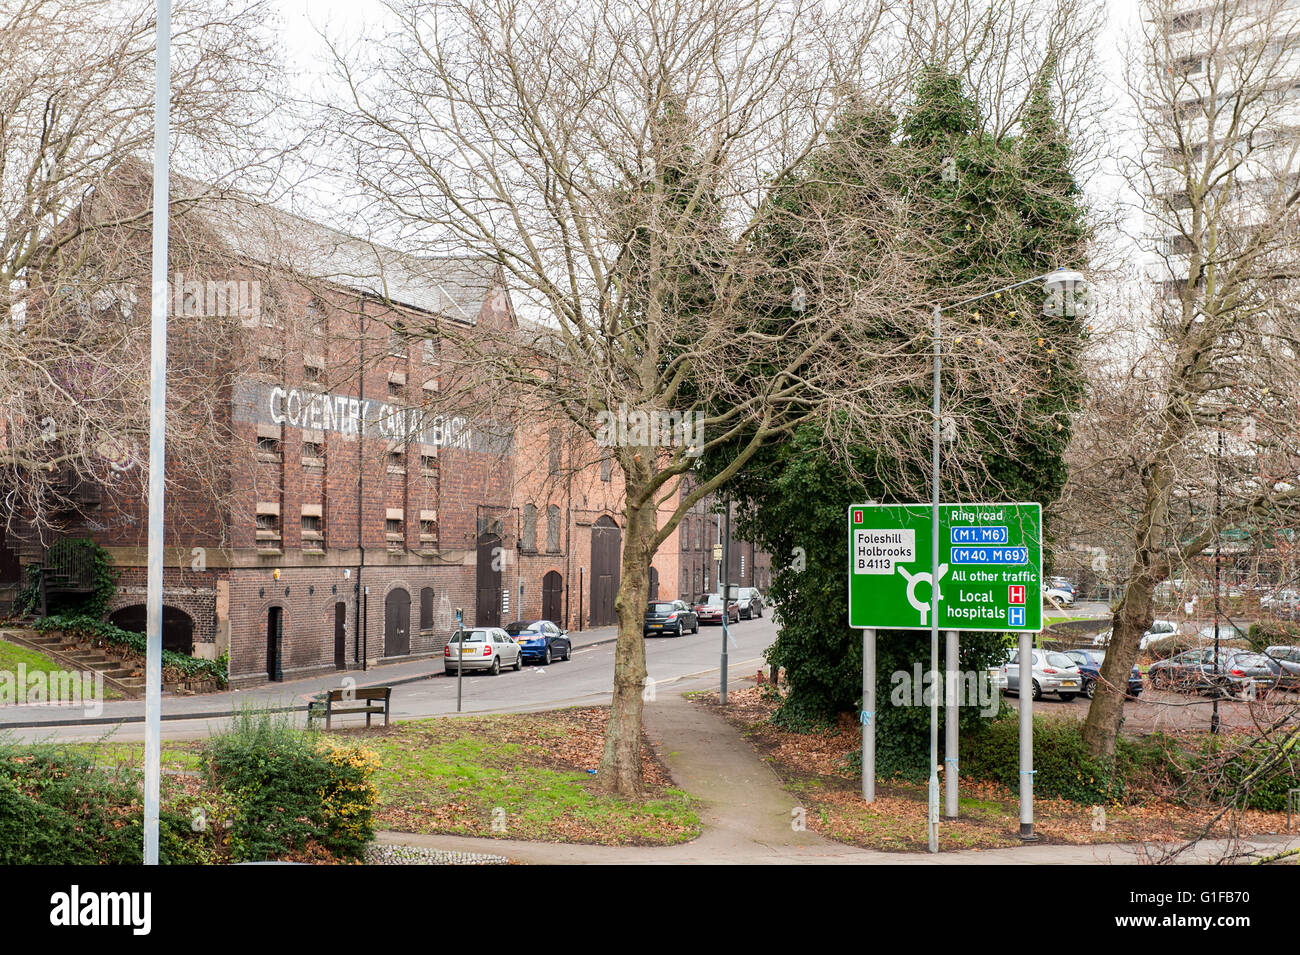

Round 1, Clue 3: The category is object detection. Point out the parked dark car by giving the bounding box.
[736,587,764,620]
[643,600,698,637]
[693,593,739,625]
[1149,647,1276,696]
[1061,649,1142,700]
[504,619,572,664]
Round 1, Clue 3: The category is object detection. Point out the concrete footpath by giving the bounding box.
[376,692,1300,865]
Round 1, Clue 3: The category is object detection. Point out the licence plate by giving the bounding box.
[1061,681,1077,687]
[517,638,528,644]
[649,624,662,628]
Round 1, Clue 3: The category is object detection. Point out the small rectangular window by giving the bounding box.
[256,435,281,462]
[387,450,406,472]
[301,514,323,548]
[386,517,404,540]
[304,363,323,384]
[302,441,325,467]
[420,453,437,474]
[256,512,281,548]
[388,323,407,358]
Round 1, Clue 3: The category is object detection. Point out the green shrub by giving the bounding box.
[201,709,378,861]
[0,739,212,864]
[1248,620,1300,653]
[1197,734,1300,812]
[961,713,1133,804]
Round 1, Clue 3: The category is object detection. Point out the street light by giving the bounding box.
[927,267,1085,854]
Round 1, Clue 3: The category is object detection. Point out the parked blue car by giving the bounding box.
[504,619,572,665]
[1062,649,1142,700]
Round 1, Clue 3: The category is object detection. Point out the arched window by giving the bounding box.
[522,503,537,551]
[546,505,561,553]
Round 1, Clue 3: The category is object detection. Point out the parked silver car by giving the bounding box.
[1004,648,1083,701]
[444,627,522,675]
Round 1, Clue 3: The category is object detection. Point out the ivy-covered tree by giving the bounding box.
[724,67,1092,775]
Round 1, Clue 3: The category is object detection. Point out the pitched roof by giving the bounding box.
[176,181,499,322]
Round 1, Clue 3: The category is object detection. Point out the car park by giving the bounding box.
[643,600,699,637]
[736,587,765,620]
[504,619,573,664]
[1004,648,1083,701]
[1043,586,1074,607]
[1092,618,1179,650]
[1060,648,1142,699]
[693,593,739,625]
[444,627,522,675]
[1260,589,1300,618]
[1149,647,1276,696]
[1046,576,1076,597]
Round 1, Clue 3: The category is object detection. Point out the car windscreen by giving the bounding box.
[648,603,677,613]
[1046,652,1076,668]
[505,622,542,634]
[450,630,487,643]
[698,596,722,605]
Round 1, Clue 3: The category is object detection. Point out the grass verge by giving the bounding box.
[350,706,700,846]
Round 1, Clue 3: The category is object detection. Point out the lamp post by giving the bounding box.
[927,267,1084,854]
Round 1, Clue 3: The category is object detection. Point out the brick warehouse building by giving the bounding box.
[1,183,770,687]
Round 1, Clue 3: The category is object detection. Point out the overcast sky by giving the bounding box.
[270,0,1149,275]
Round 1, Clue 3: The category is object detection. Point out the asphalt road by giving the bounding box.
[2,615,780,742]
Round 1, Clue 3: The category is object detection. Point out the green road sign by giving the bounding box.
[847,503,1043,632]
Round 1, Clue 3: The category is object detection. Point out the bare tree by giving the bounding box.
[0,0,289,540]
[1071,0,1300,759]
[323,0,1101,795]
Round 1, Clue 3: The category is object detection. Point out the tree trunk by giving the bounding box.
[1081,573,1157,759]
[597,483,658,796]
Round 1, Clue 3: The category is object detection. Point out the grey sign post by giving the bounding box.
[1019,628,1035,840]
[944,629,959,820]
[862,628,876,802]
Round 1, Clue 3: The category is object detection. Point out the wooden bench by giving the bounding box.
[307,686,392,730]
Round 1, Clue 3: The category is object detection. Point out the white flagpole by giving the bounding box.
[143,0,171,865]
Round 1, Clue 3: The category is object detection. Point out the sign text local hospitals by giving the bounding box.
[847,503,1043,632]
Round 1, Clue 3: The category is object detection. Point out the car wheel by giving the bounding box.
[563,644,571,661]
[1058,692,1077,702]
[1083,679,1096,699]
[1031,680,1042,701]
[489,656,501,676]
[543,647,552,666]
[513,651,522,671]
[692,622,699,634]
